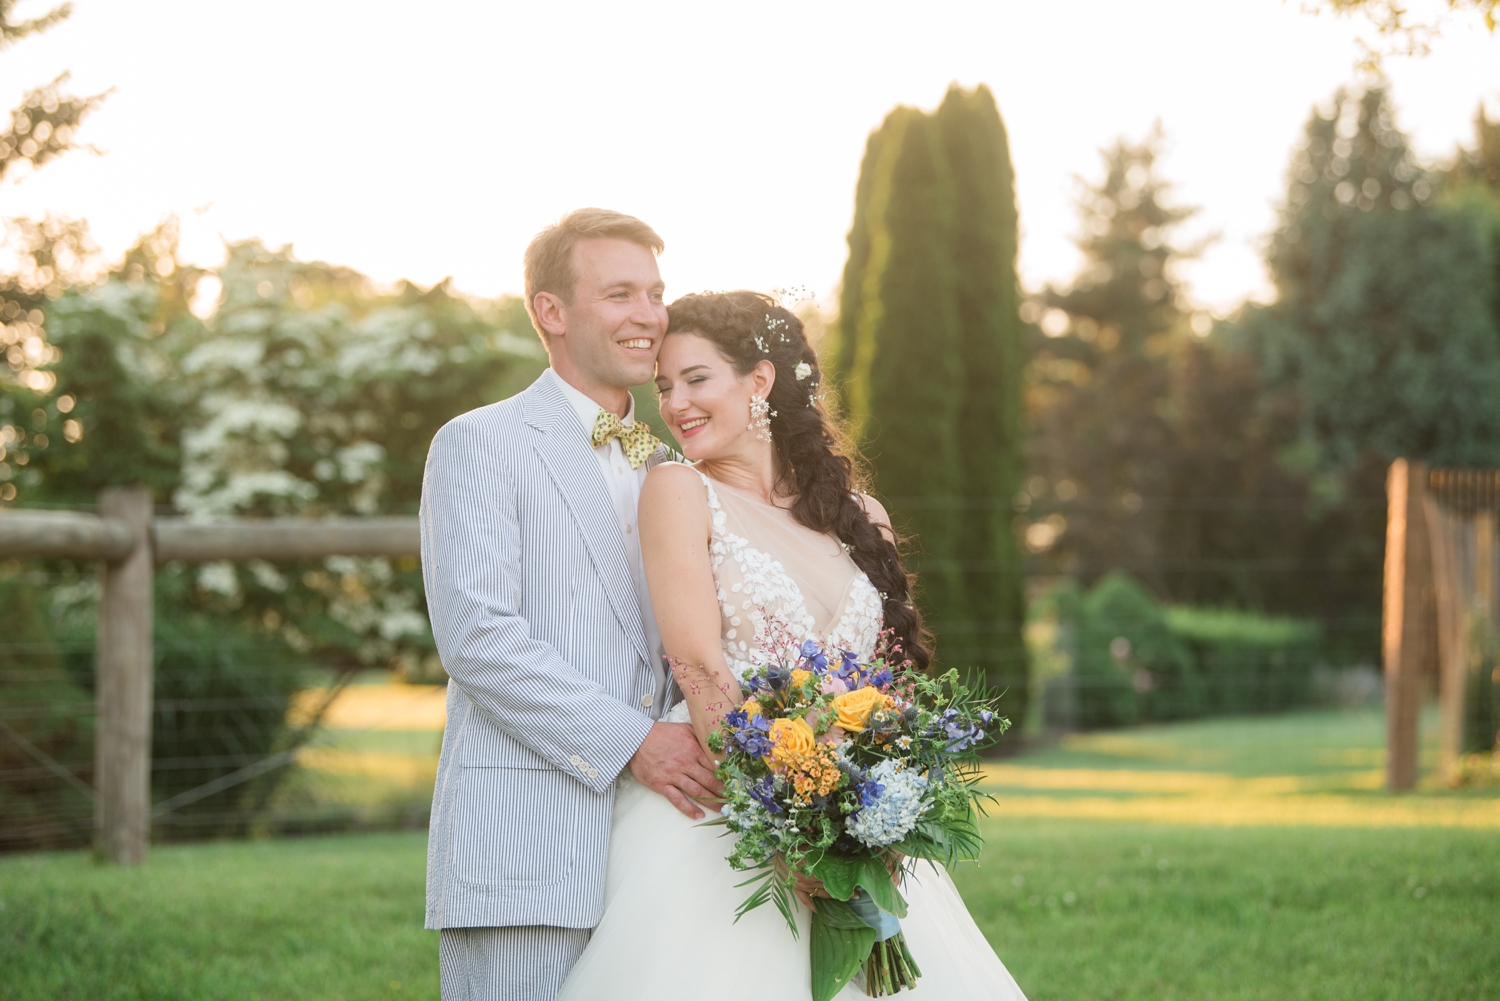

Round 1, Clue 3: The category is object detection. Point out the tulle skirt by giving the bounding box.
[556,774,1028,1000]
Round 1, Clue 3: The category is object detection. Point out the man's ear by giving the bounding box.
[533,291,568,340]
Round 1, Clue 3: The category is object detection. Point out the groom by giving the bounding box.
[420,208,720,1000]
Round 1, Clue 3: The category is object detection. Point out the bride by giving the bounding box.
[557,291,1027,1000]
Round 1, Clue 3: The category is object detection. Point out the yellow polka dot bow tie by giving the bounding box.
[590,410,661,469]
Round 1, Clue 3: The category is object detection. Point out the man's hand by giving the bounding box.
[627,721,722,820]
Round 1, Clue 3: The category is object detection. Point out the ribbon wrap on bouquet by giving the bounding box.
[845,888,901,942]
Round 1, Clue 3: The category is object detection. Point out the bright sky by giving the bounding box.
[0,0,1495,316]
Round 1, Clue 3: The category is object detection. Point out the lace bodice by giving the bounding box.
[698,470,883,679]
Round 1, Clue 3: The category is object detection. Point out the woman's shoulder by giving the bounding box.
[855,492,891,527]
[641,462,711,512]
[643,460,709,492]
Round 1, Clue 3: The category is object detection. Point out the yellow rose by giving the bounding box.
[790,669,814,688]
[742,700,764,717]
[829,686,894,733]
[768,716,817,757]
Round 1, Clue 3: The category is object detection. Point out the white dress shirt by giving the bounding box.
[543,368,665,712]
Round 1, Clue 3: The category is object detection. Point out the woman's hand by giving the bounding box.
[774,856,831,912]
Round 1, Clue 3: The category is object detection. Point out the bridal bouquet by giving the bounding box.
[704,631,1006,1000]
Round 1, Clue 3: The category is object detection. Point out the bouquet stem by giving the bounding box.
[863,931,921,996]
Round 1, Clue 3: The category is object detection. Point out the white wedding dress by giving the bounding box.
[557,472,1028,1000]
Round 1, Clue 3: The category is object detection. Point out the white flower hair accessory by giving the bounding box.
[794,361,812,381]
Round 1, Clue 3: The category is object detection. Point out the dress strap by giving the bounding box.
[694,469,728,543]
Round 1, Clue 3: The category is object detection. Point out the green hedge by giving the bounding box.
[1039,573,1327,730]
[1165,606,1323,716]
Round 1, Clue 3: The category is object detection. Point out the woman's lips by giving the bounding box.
[678,416,709,438]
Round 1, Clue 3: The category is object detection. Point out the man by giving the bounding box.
[420,208,720,1000]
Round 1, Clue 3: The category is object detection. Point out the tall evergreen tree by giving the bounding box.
[933,86,1029,711]
[1028,128,1192,595]
[831,86,1028,730]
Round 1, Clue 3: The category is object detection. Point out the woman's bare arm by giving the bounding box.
[639,463,745,752]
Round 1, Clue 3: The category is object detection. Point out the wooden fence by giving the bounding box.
[1382,460,1500,790]
[0,486,419,864]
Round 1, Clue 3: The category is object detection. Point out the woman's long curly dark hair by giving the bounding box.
[665,290,931,672]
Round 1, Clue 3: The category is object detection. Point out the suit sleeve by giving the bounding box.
[419,417,655,792]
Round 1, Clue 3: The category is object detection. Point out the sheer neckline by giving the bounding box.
[701,473,797,512]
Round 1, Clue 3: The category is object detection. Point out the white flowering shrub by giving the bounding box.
[5,231,546,676]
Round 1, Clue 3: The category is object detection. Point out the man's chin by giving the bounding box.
[614,361,658,388]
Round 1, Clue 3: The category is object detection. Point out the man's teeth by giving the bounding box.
[681,418,708,430]
[621,339,653,350]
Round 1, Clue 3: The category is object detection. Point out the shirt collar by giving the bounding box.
[545,367,635,437]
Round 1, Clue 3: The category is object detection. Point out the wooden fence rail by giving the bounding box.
[0,486,419,864]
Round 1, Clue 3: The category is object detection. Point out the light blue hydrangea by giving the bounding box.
[847,759,930,848]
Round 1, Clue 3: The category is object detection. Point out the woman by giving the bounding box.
[557,292,1026,1000]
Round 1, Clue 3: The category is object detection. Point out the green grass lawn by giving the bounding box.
[1,834,434,1001]
[3,708,1497,1000]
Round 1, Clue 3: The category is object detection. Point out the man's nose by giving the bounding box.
[628,292,664,328]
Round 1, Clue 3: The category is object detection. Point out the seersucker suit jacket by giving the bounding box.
[420,372,670,931]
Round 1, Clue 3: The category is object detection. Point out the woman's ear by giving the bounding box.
[751,358,777,399]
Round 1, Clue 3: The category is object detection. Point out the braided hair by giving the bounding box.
[664,290,931,672]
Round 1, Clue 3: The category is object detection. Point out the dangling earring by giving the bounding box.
[748,395,776,442]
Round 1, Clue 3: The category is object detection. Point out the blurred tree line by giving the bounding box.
[1027,86,1500,678]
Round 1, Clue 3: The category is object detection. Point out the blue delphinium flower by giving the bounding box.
[855,775,885,807]
[868,665,892,688]
[799,639,829,675]
[836,650,863,682]
[941,708,984,752]
[729,714,774,757]
[749,774,783,814]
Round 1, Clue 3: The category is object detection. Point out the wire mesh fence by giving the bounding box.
[0,489,1394,854]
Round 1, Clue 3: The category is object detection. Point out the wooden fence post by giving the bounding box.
[1383,459,1430,792]
[94,486,154,864]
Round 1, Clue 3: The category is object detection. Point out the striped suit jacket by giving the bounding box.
[420,372,667,930]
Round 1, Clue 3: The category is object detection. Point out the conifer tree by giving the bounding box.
[1029,128,1192,596]
[933,85,1028,709]
[831,89,1029,727]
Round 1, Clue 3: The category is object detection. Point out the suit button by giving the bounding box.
[640,694,653,708]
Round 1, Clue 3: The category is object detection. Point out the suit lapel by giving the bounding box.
[644,443,679,470]
[523,376,652,666]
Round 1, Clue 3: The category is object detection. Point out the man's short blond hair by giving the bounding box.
[523,208,665,345]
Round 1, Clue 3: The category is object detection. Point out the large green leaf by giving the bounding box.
[856,855,908,918]
[808,851,863,901]
[810,902,877,1001]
